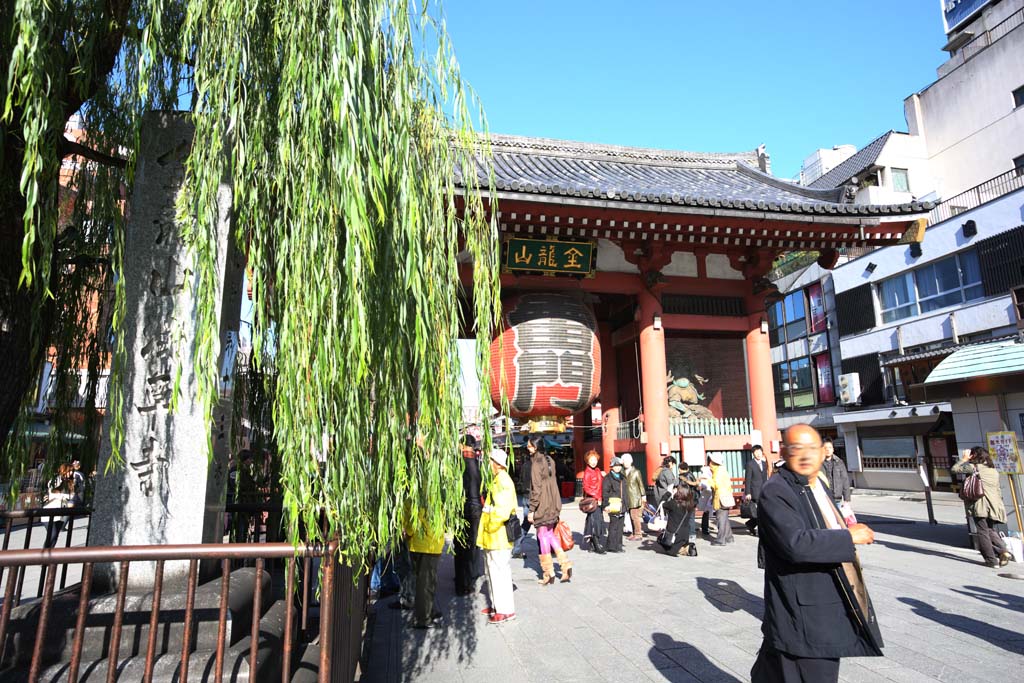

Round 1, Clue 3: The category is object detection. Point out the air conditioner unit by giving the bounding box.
[838,373,862,406]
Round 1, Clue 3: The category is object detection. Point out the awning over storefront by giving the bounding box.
[7,422,87,443]
[915,339,1024,401]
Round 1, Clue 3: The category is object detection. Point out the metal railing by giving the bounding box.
[950,7,1024,68]
[928,166,1024,226]
[615,417,754,439]
[669,417,752,437]
[1,509,92,604]
[0,540,355,683]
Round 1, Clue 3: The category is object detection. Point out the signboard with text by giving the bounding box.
[986,431,1023,474]
[504,237,595,276]
[941,0,993,34]
[807,282,827,334]
[815,353,835,404]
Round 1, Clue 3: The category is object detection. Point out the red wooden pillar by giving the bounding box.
[745,306,778,449]
[599,324,619,471]
[572,419,586,480]
[637,289,670,484]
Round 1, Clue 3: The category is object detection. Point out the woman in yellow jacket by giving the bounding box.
[405,506,446,629]
[708,453,735,546]
[477,448,518,624]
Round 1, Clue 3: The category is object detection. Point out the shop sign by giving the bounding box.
[814,353,834,404]
[987,431,1023,474]
[942,0,993,34]
[504,237,595,275]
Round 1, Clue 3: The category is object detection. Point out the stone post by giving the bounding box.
[89,113,245,588]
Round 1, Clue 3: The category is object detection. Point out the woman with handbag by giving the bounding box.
[952,447,1013,568]
[478,448,518,624]
[580,450,606,553]
[708,452,735,546]
[602,456,627,553]
[528,436,574,584]
[657,485,697,557]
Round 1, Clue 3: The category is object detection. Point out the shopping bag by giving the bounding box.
[555,519,575,551]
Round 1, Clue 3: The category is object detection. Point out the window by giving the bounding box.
[861,436,917,470]
[1014,85,1024,109]
[878,272,916,323]
[891,168,910,193]
[1015,154,1024,177]
[876,250,983,323]
[774,356,816,410]
[768,290,809,346]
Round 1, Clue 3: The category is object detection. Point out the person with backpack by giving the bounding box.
[511,444,533,559]
[952,447,1013,568]
[527,436,573,584]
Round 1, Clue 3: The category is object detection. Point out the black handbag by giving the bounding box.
[504,511,522,543]
[740,500,758,520]
[658,511,689,549]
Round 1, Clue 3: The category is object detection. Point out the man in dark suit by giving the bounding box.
[752,424,882,683]
[743,444,768,536]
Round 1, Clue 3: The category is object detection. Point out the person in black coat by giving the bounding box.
[602,457,627,553]
[454,435,483,595]
[657,484,696,557]
[744,445,768,536]
[752,424,882,683]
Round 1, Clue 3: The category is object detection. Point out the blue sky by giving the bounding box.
[442,1,946,180]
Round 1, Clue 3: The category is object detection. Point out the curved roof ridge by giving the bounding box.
[484,133,760,169]
[735,162,846,202]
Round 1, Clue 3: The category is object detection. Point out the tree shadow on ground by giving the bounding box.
[695,577,764,621]
[363,552,481,682]
[950,585,1024,613]
[650,632,743,682]
[898,597,1024,656]
[874,538,980,566]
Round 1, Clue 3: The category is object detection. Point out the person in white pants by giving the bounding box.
[478,448,518,624]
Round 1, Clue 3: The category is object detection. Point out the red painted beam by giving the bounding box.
[661,314,750,333]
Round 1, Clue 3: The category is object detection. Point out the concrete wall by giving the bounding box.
[907,17,1024,198]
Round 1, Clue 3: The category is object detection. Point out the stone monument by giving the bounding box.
[89,112,245,588]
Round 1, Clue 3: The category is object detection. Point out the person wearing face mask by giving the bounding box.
[622,453,646,541]
[602,456,627,553]
[581,450,606,553]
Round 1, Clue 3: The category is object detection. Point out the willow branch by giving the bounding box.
[59,138,127,169]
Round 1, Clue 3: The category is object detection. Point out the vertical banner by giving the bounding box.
[807,282,827,334]
[814,353,835,404]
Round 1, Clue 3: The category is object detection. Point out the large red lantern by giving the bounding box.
[490,293,601,423]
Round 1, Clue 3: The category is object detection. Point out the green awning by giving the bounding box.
[915,340,1024,401]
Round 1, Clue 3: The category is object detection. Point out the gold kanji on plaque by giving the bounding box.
[563,247,584,269]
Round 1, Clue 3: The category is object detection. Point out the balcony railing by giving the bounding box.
[947,7,1024,69]
[928,166,1024,226]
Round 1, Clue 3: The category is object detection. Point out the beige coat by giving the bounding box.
[952,460,1007,523]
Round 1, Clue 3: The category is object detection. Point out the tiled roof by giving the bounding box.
[806,131,893,190]
[457,133,931,217]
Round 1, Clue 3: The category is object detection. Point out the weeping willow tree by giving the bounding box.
[2,0,501,563]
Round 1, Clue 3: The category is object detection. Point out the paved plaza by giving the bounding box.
[360,492,1024,683]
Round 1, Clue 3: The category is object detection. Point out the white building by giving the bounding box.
[906,0,1024,198]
